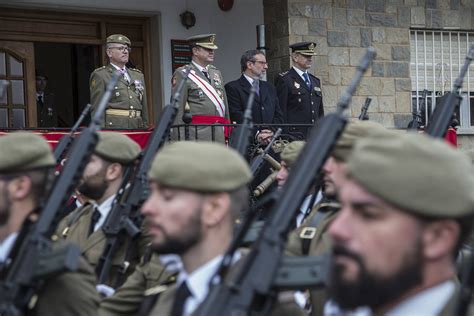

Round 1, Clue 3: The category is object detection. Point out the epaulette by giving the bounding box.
[92,66,107,73]
[208,64,217,70]
[129,68,142,73]
[279,71,289,77]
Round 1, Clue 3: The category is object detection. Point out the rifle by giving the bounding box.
[250,128,282,174]
[53,104,92,164]
[231,79,258,156]
[409,89,427,131]
[0,71,120,316]
[196,48,376,316]
[358,97,371,120]
[95,65,192,287]
[425,45,474,137]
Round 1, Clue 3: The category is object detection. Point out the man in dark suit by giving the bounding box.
[225,49,284,145]
[36,73,58,128]
[275,42,324,139]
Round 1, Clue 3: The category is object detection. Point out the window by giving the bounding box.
[410,30,474,133]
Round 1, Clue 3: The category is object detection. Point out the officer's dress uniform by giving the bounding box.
[90,63,148,129]
[36,91,57,127]
[171,61,230,142]
[56,197,149,289]
[275,67,324,138]
[0,232,100,316]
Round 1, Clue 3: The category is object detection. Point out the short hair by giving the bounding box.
[3,168,55,207]
[240,50,265,73]
[228,185,250,221]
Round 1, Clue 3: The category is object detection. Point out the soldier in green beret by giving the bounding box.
[90,34,148,129]
[327,132,474,315]
[56,132,149,291]
[0,132,100,315]
[171,34,230,142]
[284,120,386,315]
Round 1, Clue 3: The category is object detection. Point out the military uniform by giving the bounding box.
[0,133,100,315]
[171,34,230,143]
[90,34,148,129]
[56,132,147,288]
[275,42,324,139]
[36,92,57,127]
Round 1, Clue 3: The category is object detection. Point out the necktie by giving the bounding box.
[255,81,260,96]
[120,68,130,84]
[37,95,44,107]
[303,72,311,89]
[89,207,101,236]
[202,69,211,83]
[170,281,191,316]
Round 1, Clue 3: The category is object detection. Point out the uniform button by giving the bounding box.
[312,110,315,114]
[115,86,118,89]
[298,92,301,95]
[312,101,314,105]
[261,107,264,110]
[128,86,130,89]
[130,106,134,109]
[312,119,315,123]
[298,98,301,102]
[129,96,132,99]
[109,122,113,125]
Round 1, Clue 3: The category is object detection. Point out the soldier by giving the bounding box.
[285,120,386,316]
[0,132,99,315]
[36,72,58,127]
[327,132,474,315]
[275,42,324,139]
[171,34,230,142]
[90,34,148,129]
[140,141,304,315]
[56,132,148,290]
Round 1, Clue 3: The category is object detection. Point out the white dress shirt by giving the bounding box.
[0,233,18,263]
[92,194,116,233]
[110,63,131,83]
[292,66,310,84]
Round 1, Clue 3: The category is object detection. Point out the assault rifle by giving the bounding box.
[250,128,282,175]
[53,104,92,164]
[425,45,474,137]
[196,48,376,316]
[232,79,258,157]
[408,89,427,131]
[95,65,192,287]
[358,97,371,120]
[0,71,120,316]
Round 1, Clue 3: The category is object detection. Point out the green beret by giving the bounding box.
[0,132,54,173]
[149,141,251,192]
[332,120,386,162]
[106,34,131,46]
[347,132,474,218]
[94,132,141,164]
[280,141,306,168]
[187,33,218,50]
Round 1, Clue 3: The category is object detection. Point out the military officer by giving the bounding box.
[56,132,148,290]
[327,132,474,315]
[90,34,148,129]
[171,34,230,142]
[285,120,386,316]
[36,73,58,127]
[275,41,324,139]
[0,133,99,315]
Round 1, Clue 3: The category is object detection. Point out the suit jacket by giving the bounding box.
[56,203,149,288]
[90,64,148,129]
[275,68,324,138]
[225,75,284,128]
[171,62,229,143]
[37,92,57,128]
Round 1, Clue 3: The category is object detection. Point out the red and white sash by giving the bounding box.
[185,69,226,117]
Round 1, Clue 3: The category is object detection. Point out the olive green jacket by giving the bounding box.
[99,253,176,316]
[286,200,340,316]
[34,250,100,315]
[90,64,148,129]
[171,62,229,143]
[56,203,150,288]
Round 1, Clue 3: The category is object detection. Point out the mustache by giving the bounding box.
[332,245,363,263]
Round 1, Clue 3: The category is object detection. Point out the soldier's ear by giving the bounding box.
[201,192,230,227]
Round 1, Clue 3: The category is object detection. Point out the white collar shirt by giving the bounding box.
[192,61,209,75]
[111,63,131,83]
[93,194,116,232]
[292,66,309,83]
[0,233,18,263]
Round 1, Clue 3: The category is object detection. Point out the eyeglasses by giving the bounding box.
[109,46,132,53]
[253,60,268,66]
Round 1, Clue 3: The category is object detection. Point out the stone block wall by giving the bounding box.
[263,0,474,134]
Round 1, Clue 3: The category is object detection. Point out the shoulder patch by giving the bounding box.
[207,64,217,70]
[279,71,289,77]
[92,66,107,74]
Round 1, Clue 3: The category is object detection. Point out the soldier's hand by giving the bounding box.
[257,129,274,146]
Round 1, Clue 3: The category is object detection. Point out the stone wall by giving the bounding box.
[264,0,474,132]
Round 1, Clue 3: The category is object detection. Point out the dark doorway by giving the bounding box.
[35,42,99,127]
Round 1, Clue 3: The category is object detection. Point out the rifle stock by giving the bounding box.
[95,65,192,286]
[426,45,474,137]
[196,47,376,316]
[250,128,282,174]
[0,71,120,316]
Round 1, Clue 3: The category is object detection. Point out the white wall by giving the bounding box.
[1,0,264,106]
